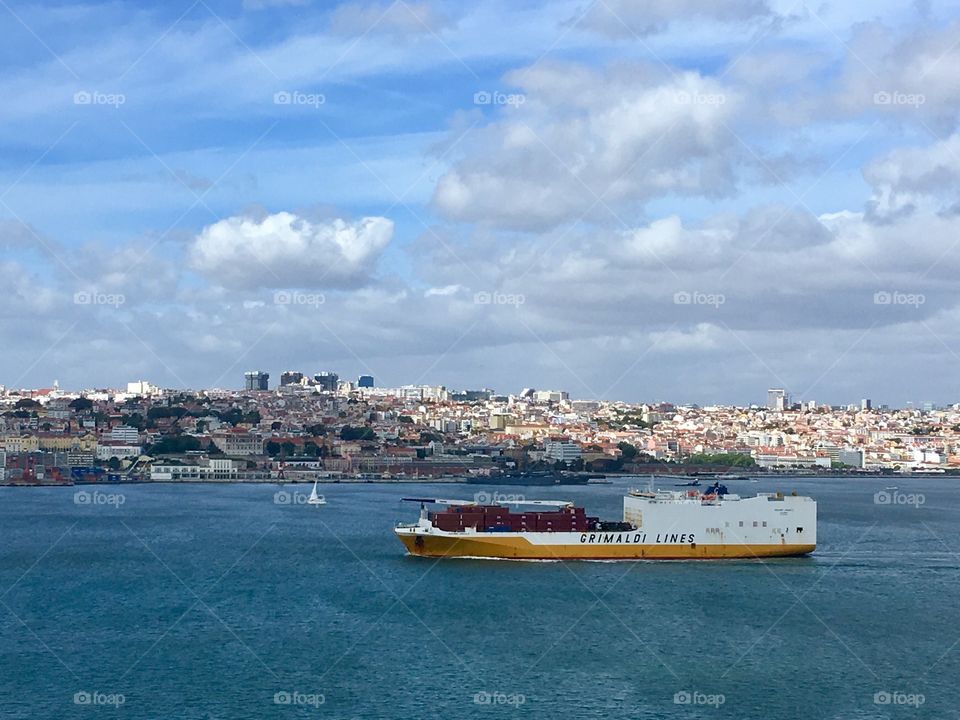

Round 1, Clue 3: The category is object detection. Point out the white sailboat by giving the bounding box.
[307,480,326,506]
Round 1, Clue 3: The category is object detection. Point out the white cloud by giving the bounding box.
[864,134,960,220]
[830,21,960,128]
[433,62,739,230]
[188,212,394,289]
[649,323,724,352]
[576,0,773,37]
[424,284,463,297]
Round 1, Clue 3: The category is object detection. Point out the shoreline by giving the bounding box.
[1,470,956,488]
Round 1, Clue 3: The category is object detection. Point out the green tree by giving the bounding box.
[686,452,756,467]
[122,413,147,431]
[69,397,94,412]
[340,425,376,441]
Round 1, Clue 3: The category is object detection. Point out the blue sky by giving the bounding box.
[4,0,960,405]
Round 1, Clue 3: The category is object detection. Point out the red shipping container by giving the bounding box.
[435,515,460,532]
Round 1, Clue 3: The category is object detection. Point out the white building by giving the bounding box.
[109,425,140,444]
[126,380,158,396]
[150,458,239,482]
[544,441,582,462]
[767,388,786,411]
[533,390,569,403]
[96,443,142,460]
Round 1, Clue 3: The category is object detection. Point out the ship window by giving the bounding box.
[797,527,803,533]
[753,521,758,527]
[762,521,767,528]
[738,521,743,527]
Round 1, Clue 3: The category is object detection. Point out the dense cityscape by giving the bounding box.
[1,371,958,486]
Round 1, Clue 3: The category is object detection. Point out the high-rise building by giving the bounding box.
[358,375,374,388]
[280,371,304,386]
[860,398,872,411]
[313,372,339,392]
[244,371,269,391]
[767,388,786,411]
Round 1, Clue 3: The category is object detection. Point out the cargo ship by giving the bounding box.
[395,486,816,560]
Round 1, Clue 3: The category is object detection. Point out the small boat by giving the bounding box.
[307,481,326,506]
[885,486,899,491]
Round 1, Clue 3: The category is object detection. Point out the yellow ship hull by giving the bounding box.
[397,532,815,560]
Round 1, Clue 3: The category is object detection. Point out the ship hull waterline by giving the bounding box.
[396,532,815,560]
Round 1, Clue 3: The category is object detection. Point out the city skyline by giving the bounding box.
[3,1,960,405]
[0,372,951,412]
